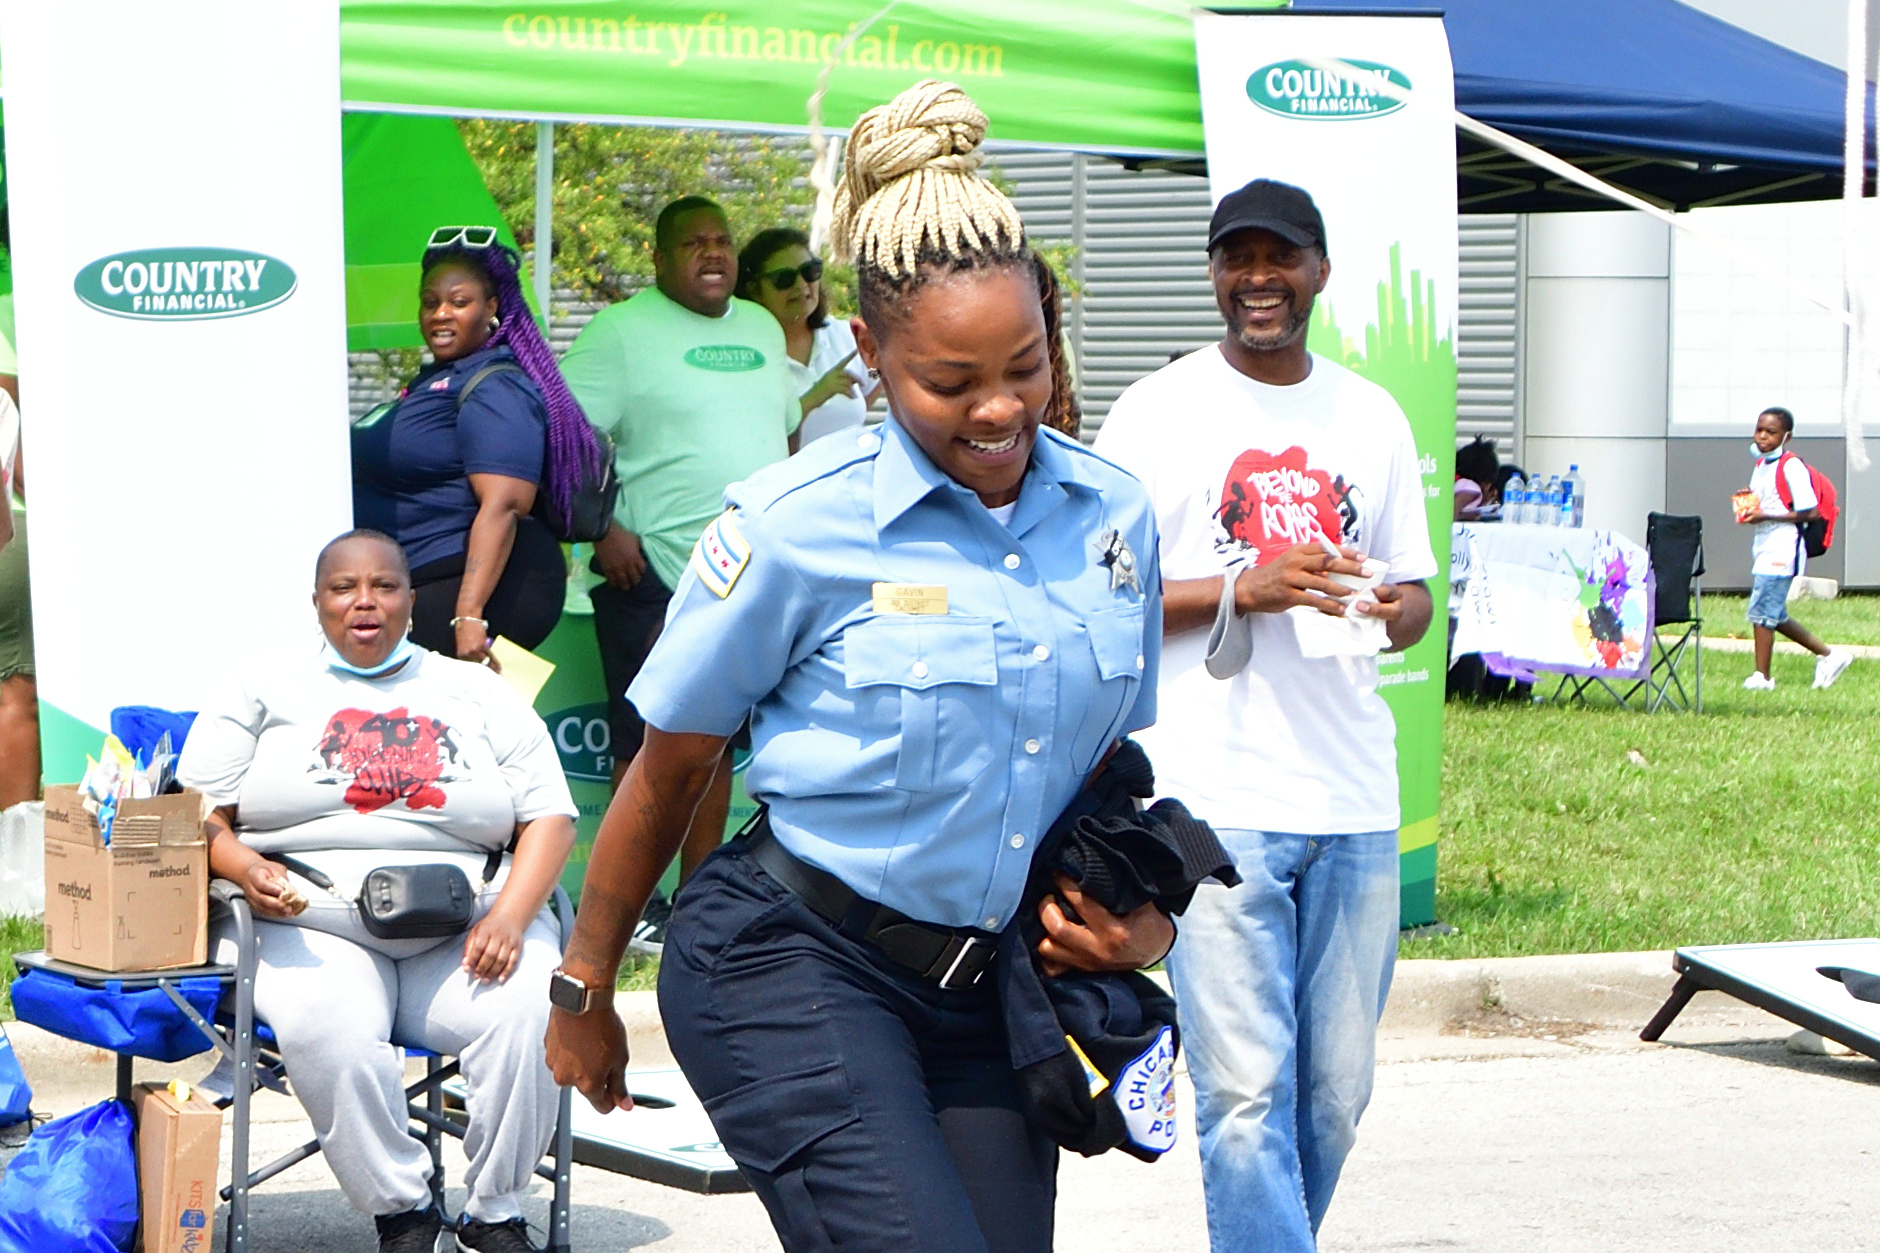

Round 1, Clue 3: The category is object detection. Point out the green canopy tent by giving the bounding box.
[339,1,1209,156]
[335,0,1224,341]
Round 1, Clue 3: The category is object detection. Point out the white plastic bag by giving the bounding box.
[0,801,45,919]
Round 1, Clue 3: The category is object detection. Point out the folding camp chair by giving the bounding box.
[1552,513,1703,712]
[13,881,576,1253]
[1632,512,1705,712]
[212,880,576,1253]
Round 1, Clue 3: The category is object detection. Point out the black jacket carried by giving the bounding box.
[997,740,1239,1162]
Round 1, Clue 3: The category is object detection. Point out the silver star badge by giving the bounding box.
[1098,528,1141,594]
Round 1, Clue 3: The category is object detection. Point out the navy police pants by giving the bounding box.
[658,841,1056,1253]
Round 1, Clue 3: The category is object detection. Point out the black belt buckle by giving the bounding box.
[930,933,993,990]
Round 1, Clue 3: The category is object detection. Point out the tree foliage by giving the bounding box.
[460,120,840,307]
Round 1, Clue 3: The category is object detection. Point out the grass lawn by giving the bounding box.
[1703,591,1880,646]
[1416,599,1880,958]
[0,916,42,1020]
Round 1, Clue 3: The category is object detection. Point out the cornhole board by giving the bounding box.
[1640,939,1880,1058]
[450,1067,747,1194]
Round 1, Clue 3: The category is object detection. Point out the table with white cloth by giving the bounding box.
[1450,522,1654,682]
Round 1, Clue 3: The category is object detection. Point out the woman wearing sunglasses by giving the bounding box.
[352,227,602,665]
[736,228,880,447]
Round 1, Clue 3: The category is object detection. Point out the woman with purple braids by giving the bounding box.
[353,226,602,665]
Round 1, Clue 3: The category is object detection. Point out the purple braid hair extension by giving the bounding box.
[424,239,606,532]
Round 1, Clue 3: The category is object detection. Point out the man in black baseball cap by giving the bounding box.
[1203,178,1332,385]
[1094,174,1435,1253]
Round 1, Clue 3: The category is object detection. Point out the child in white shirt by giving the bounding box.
[1738,406,1852,690]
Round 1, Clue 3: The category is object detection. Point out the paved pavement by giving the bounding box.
[13,952,1880,1251]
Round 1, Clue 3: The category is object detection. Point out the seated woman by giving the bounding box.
[736,227,879,447]
[179,528,575,1253]
[1454,435,1499,521]
[353,226,603,664]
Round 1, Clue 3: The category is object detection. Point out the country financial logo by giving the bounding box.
[683,344,765,372]
[547,703,615,783]
[1246,59,1410,120]
[73,247,297,320]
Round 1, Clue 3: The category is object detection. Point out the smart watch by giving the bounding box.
[548,968,602,1015]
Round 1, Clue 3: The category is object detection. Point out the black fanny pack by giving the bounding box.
[276,851,502,940]
[357,864,476,939]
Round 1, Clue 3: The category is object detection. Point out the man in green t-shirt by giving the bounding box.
[561,196,800,905]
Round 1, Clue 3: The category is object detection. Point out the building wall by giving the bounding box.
[1668,198,1871,589]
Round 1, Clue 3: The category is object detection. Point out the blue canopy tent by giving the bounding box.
[1260,0,1876,212]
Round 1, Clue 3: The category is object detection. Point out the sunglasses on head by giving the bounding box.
[428,225,500,249]
[763,258,824,290]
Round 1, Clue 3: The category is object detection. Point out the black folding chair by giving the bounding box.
[1633,512,1705,712]
[1552,513,1703,712]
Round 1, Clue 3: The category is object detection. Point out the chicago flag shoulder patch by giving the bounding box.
[691,510,751,598]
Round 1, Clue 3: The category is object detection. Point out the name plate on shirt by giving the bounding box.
[872,583,948,615]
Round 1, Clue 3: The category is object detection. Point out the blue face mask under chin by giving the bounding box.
[1752,442,1783,462]
[322,631,417,679]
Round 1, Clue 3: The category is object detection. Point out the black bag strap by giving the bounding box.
[270,853,336,893]
[458,361,526,409]
[482,846,505,886]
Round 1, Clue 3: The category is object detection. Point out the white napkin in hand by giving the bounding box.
[1289,604,1389,657]
[1291,557,1391,658]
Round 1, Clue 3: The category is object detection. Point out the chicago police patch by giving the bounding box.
[1115,1025,1178,1155]
[691,510,751,598]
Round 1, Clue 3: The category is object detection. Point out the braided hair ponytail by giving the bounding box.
[832,81,1077,434]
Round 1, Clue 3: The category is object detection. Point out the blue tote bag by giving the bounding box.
[0,1098,139,1252]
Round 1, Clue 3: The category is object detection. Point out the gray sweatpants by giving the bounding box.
[213,909,561,1222]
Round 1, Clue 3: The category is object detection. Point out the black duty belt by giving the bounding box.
[748,822,998,991]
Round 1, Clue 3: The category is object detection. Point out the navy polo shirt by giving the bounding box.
[351,345,548,571]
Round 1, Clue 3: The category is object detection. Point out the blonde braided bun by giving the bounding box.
[832,80,1025,277]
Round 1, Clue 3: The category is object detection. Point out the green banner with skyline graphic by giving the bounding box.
[1196,11,1458,926]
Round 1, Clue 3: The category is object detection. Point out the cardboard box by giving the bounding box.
[41,786,207,971]
[133,1082,221,1253]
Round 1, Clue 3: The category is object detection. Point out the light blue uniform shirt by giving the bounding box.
[629,417,1163,931]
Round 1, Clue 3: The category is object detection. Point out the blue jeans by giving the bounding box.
[1747,573,1792,628]
[1165,829,1399,1253]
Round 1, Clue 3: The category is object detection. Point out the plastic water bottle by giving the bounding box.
[1543,476,1564,526]
[1505,473,1527,525]
[1562,464,1585,527]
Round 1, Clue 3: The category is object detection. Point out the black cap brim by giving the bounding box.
[1207,215,1319,253]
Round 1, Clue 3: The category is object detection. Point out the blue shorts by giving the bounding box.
[1747,574,1792,628]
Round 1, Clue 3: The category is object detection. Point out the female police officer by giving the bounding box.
[545,80,1170,1253]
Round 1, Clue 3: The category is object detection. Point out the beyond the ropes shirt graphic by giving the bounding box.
[314,707,465,814]
[1216,445,1363,563]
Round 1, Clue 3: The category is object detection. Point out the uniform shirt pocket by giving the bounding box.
[844,616,998,792]
[1069,603,1147,775]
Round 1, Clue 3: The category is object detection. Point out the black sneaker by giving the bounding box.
[628,892,671,957]
[456,1216,538,1253]
[376,1205,443,1253]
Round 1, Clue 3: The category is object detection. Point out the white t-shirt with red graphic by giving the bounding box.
[179,646,576,920]
[1095,346,1437,835]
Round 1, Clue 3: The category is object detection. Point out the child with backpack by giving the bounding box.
[1735,406,1852,690]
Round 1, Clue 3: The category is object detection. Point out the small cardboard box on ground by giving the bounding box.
[133,1081,221,1253]
[41,786,207,971]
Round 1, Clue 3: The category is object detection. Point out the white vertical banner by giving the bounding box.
[1,0,352,782]
[1193,12,1457,924]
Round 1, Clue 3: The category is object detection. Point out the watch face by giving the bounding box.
[549,971,589,1013]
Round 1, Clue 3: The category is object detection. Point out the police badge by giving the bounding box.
[1097,528,1141,594]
